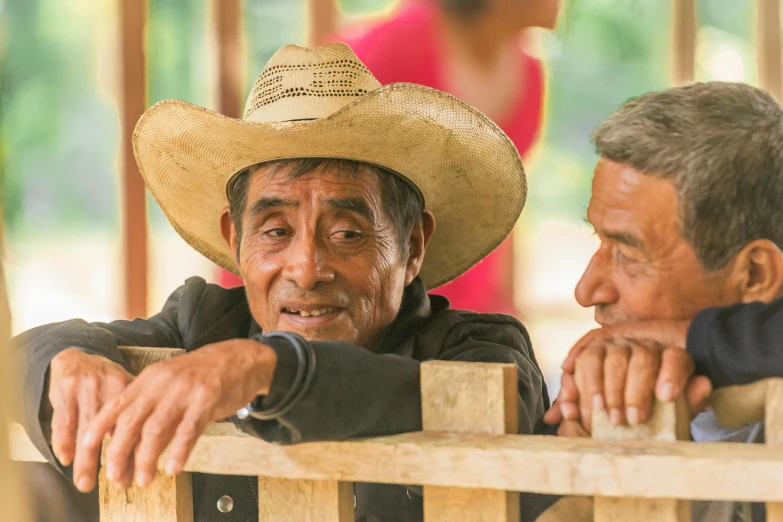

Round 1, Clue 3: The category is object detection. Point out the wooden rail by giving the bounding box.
[8,347,783,521]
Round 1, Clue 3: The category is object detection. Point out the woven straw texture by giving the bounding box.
[133,43,526,289]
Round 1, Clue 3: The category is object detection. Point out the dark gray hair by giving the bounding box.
[593,82,783,270]
[228,158,424,258]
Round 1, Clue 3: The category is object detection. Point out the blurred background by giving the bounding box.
[0,0,775,395]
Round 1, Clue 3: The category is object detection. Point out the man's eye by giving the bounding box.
[265,228,288,237]
[335,230,361,240]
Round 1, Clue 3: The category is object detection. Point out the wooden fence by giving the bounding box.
[8,346,783,521]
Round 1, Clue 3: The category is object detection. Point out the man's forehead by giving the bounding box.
[588,158,681,246]
[247,163,382,199]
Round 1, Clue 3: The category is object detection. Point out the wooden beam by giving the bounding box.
[119,0,149,319]
[0,227,30,521]
[672,0,697,85]
[12,417,783,502]
[257,477,354,522]
[756,0,783,101]
[421,361,519,522]
[211,0,244,117]
[592,399,691,522]
[99,470,193,522]
[306,0,338,46]
[766,380,783,521]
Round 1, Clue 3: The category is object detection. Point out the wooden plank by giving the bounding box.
[0,232,30,520]
[99,468,193,522]
[757,0,783,101]
[257,477,354,522]
[119,0,148,320]
[671,0,697,85]
[421,361,519,522]
[12,421,783,502]
[766,380,783,521]
[593,398,691,522]
[211,0,244,117]
[307,0,338,46]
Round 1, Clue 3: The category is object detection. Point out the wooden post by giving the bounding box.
[99,347,191,521]
[592,398,691,522]
[0,227,30,521]
[119,0,148,320]
[307,0,338,46]
[421,361,520,522]
[257,477,354,522]
[756,0,783,101]
[211,0,245,117]
[765,380,783,521]
[672,0,697,85]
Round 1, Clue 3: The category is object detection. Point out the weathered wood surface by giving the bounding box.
[257,477,354,522]
[593,398,691,522]
[119,0,148,320]
[421,361,519,522]
[12,420,783,502]
[756,0,782,101]
[671,0,697,85]
[766,379,783,522]
[119,346,185,376]
[99,469,193,522]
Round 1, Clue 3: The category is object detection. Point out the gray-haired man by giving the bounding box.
[546,81,783,522]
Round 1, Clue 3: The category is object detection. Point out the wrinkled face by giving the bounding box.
[575,158,739,326]
[232,164,413,348]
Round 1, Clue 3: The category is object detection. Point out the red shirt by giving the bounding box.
[220,1,544,315]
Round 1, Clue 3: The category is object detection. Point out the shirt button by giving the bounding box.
[217,495,234,513]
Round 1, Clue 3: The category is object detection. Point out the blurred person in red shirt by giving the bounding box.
[220,0,560,315]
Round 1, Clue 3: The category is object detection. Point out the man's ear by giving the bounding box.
[219,206,240,265]
[729,239,783,303]
[404,209,436,286]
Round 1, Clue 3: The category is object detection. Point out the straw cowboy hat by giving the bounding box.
[133,43,526,289]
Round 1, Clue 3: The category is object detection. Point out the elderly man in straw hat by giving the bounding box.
[14,43,550,521]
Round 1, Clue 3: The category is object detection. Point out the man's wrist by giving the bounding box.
[249,340,278,396]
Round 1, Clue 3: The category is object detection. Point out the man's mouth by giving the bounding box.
[282,307,336,317]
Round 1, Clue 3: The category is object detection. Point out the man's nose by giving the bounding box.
[281,235,336,290]
[575,248,619,309]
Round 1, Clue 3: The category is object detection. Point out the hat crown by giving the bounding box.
[243,43,382,124]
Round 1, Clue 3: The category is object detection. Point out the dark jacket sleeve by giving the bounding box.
[687,298,783,388]
[236,314,547,444]
[13,279,191,473]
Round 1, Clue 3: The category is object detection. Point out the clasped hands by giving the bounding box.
[543,321,713,436]
[47,339,277,493]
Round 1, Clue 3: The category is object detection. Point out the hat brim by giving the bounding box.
[133,83,526,289]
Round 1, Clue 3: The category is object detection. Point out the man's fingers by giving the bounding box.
[50,385,78,467]
[557,419,590,438]
[102,394,156,485]
[624,343,661,425]
[602,342,630,422]
[133,402,185,486]
[72,379,101,492]
[574,343,606,431]
[562,329,605,373]
[164,408,210,476]
[655,346,695,402]
[543,403,563,425]
[685,375,713,414]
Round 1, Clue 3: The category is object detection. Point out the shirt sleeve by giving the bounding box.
[687,298,783,388]
[13,281,189,475]
[234,315,548,444]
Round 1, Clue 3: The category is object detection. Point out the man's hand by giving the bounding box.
[48,348,133,492]
[544,322,712,433]
[81,339,277,490]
